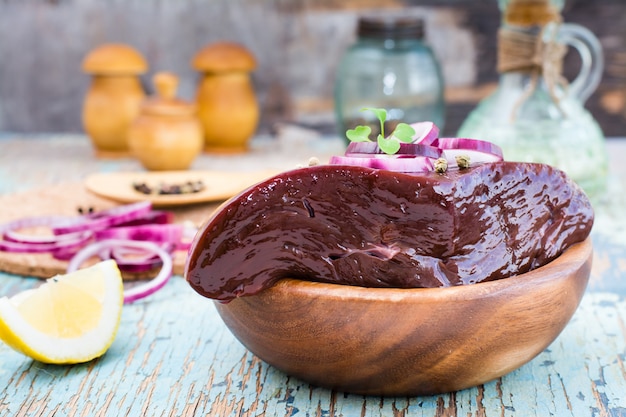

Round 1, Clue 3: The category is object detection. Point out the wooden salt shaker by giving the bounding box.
[192,42,260,153]
[81,44,147,157]
[128,72,203,171]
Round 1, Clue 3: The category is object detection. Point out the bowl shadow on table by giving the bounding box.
[214,238,593,397]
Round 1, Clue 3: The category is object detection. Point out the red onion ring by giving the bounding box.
[112,210,175,227]
[335,122,505,173]
[52,201,152,235]
[0,231,93,253]
[108,242,176,273]
[1,215,74,243]
[345,142,442,159]
[51,245,86,261]
[329,155,434,173]
[66,239,173,303]
[1,204,188,302]
[409,121,439,145]
[94,224,184,244]
[0,215,94,254]
[435,137,504,165]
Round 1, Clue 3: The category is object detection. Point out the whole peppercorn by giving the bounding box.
[434,158,448,173]
[455,155,471,169]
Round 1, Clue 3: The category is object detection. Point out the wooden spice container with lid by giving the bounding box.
[81,43,147,157]
[128,72,203,171]
[192,42,260,153]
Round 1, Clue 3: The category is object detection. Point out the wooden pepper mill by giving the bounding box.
[81,44,147,157]
[128,72,203,171]
[192,42,260,153]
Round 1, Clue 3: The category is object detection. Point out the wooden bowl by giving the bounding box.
[214,238,592,396]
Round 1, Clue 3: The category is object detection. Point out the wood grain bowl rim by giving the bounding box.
[257,237,593,302]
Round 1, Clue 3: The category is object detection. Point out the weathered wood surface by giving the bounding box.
[1,134,626,416]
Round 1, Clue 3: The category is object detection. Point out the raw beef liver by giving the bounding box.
[185,162,594,301]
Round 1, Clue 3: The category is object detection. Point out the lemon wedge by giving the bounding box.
[0,260,124,364]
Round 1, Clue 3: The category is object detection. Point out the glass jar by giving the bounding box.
[334,16,445,142]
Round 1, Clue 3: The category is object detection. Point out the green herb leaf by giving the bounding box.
[346,108,414,155]
[377,134,401,155]
[346,125,372,142]
[392,123,416,143]
[362,107,387,138]
[362,107,387,125]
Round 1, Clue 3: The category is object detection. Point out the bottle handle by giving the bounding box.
[547,22,604,104]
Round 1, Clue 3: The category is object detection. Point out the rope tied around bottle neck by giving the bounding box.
[497,18,569,120]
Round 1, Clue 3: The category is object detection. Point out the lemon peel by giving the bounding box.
[0,260,124,364]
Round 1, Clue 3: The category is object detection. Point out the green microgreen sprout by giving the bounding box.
[345,108,416,155]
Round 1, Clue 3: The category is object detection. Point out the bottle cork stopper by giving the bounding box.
[504,0,561,26]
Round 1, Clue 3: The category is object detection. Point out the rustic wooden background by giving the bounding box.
[0,0,624,137]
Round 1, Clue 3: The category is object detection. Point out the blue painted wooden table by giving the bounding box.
[1,133,625,416]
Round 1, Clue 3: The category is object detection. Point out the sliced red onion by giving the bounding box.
[336,119,506,174]
[108,242,176,273]
[109,244,173,260]
[345,142,442,159]
[66,239,173,304]
[0,215,95,255]
[1,203,191,261]
[329,155,375,169]
[0,216,92,253]
[52,245,85,261]
[1,215,74,243]
[409,121,439,145]
[94,224,183,244]
[52,201,153,235]
[115,259,163,274]
[436,138,504,166]
[112,210,175,227]
[329,155,434,173]
[4,230,87,245]
[112,253,164,273]
[0,231,92,253]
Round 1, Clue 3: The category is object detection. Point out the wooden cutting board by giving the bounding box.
[0,182,223,280]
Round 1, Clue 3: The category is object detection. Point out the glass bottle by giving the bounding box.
[334,16,445,142]
[457,0,608,198]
